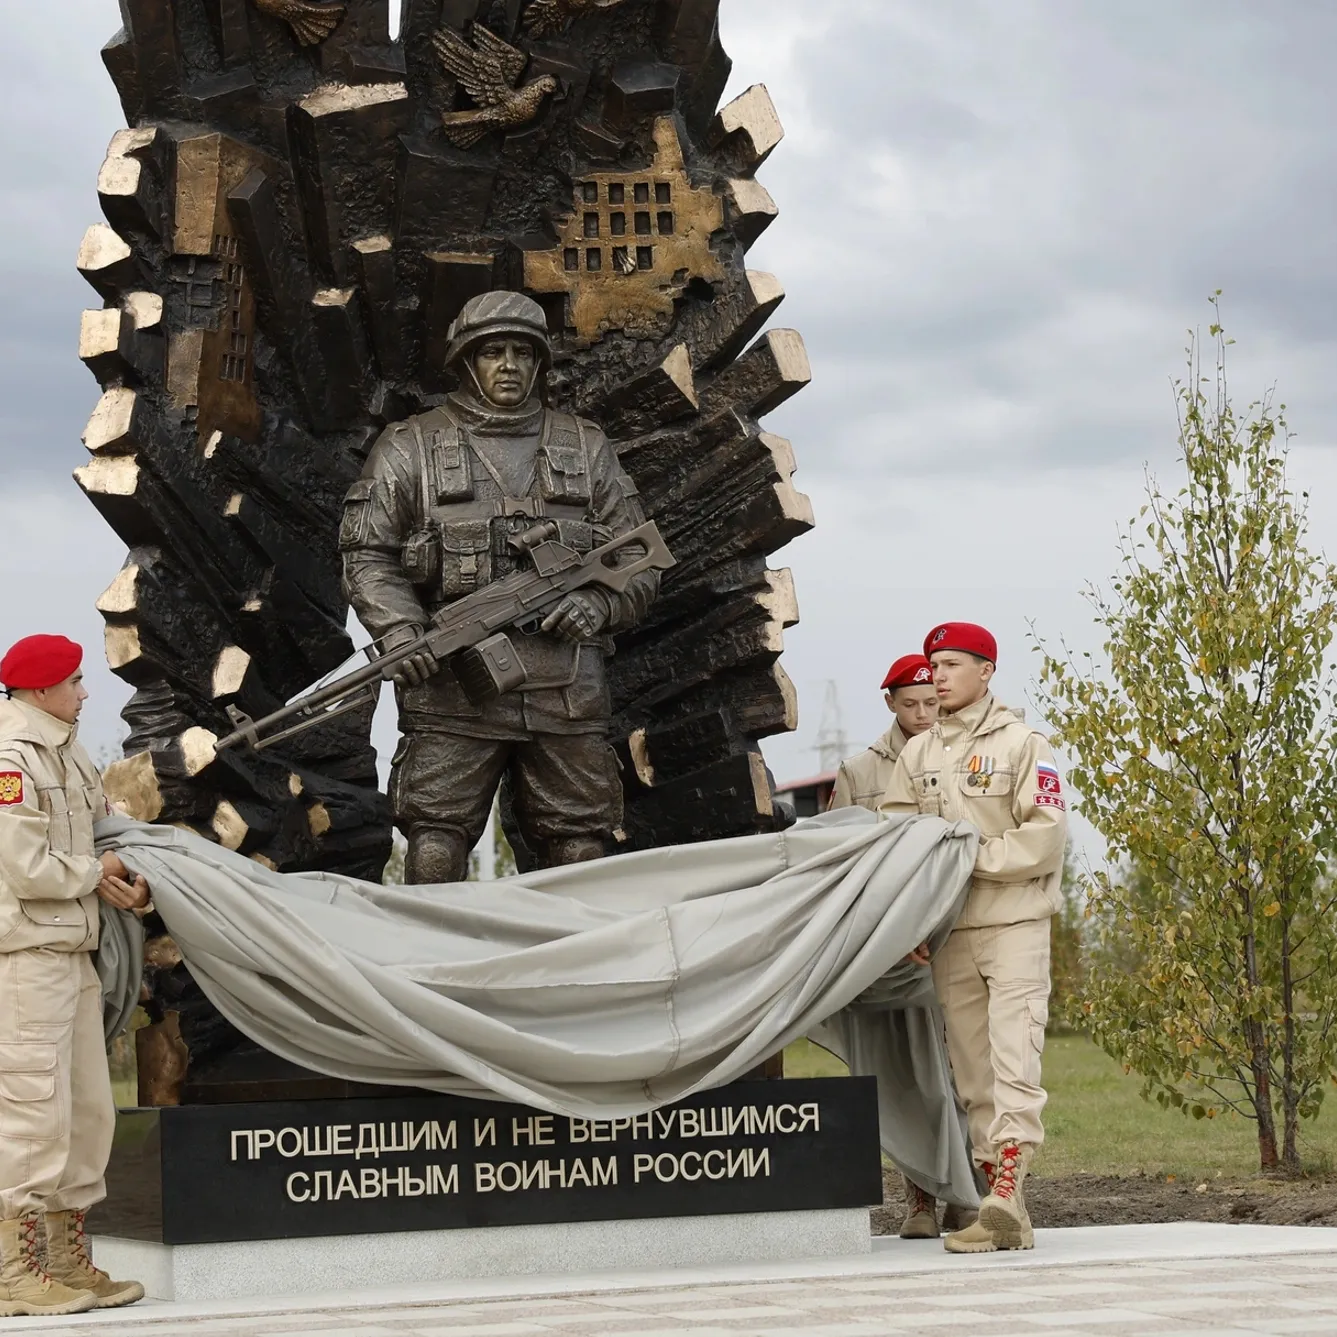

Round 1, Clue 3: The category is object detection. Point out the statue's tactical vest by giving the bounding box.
[400,406,600,603]
[395,406,609,696]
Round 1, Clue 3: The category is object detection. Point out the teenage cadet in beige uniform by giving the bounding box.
[880,623,1067,1253]
[828,653,960,1239]
[0,636,147,1316]
[828,655,938,812]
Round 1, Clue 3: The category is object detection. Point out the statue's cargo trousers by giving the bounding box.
[0,949,112,1219]
[931,918,1051,1165]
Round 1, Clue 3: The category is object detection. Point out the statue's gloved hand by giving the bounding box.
[382,625,441,689]
[541,589,612,643]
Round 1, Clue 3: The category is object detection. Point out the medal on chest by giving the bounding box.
[966,755,995,790]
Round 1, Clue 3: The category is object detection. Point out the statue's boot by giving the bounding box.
[898,1176,940,1239]
[43,1210,143,1309]
[0,1217,96,1317]
[976,1143,1035,1251]
[542,837,606,867]
[406,827,472,883]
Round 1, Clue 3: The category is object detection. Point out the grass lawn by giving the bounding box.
[784,1033,1337,1181]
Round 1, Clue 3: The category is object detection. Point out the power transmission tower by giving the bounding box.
[814,680,850,772]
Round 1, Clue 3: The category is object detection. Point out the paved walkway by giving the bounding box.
[17,1225,1337,1336]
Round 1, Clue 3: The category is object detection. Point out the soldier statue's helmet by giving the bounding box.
[444,291,553,373]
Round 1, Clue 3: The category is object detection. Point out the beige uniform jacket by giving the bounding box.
[829,723,908,813]
[879,694,1067,929]
[0,699,103,953]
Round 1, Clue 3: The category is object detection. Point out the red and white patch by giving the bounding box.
[912,666,933,684]
[1036,762,1062,796]
[0,772,24,807]
[1035,793,1066,811]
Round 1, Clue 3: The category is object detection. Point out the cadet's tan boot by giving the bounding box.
[898,1176,940,1239]
[977,1142,1035,1250]
[43,1209,145,1309]
[941,1201,978,1232]
[944,1161,996,1254]
[0,1216,97,1316]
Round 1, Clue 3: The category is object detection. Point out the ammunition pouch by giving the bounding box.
[404,518,498,598]
[401,528,441,589]
[538,416,592,506]
[439,518,493,596]
[452,633,528,705]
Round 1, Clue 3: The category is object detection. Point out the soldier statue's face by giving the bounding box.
[471,338,539,407]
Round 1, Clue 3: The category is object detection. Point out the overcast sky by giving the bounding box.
[5,1,1337,847]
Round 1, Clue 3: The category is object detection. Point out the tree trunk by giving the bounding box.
[1245,1017,1280,1171]
[1282,1096,1300,1171]
[1241,916,1280,1172]
[1280,912,1302,1174]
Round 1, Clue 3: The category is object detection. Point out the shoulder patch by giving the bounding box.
[0,772,24,806]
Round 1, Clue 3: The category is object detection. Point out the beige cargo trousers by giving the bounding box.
[881,692,1067,1165]
[0,697,115,1220]
[0,951,113,1219]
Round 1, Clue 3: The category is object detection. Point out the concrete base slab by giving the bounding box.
[28,1222,1336,1334]
[93,1206,871,1303]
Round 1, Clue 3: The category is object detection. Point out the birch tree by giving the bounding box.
[1036,302,1337,1173]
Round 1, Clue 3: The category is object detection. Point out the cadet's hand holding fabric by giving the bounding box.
[98,851,131,883]
[97,874,149,911]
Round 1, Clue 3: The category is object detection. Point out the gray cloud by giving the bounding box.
[722,0,1337,489]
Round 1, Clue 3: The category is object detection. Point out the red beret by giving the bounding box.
[0,636,84,690]
[924,622,997,665]
[881,655,934,691]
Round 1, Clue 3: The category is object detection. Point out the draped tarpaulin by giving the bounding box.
[95,808,981,1206]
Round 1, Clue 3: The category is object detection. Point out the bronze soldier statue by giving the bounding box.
[340,292,659,883]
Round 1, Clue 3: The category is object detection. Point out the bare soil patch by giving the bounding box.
[872,1167,1337,1234]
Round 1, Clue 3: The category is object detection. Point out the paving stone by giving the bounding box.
[19,1231,1337,1336]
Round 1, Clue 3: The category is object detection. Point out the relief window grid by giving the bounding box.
[213,233,249,383]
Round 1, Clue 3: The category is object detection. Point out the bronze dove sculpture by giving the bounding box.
[523,0,629,37]
[252,0,345,45]
[432,25,559,149]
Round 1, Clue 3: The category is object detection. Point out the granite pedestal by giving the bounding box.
[91,1077,883,1301]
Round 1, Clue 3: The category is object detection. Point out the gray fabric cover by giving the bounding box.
[93,904,144,1045]
[95,807,980,1206]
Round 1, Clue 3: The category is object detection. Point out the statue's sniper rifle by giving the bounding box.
[216,521,675,753]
